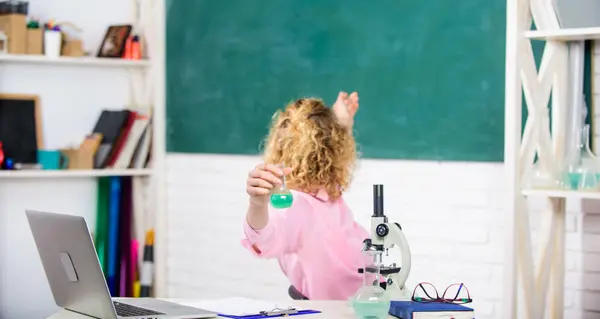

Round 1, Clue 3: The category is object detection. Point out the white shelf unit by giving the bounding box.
[0,0,168,305]
[154,0,168,297]
[0,168,154,179]
[504,1,600,318]
[0,54,151,68]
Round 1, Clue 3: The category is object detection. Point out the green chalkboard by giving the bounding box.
[166,0,515,161]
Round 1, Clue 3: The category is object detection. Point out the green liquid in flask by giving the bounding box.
[270,192,294,209]
[351,300,390,319]
[567,172,581,190]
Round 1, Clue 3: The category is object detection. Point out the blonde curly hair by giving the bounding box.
[262,97,356,200]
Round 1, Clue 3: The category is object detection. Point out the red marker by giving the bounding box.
[123,36,133,59]
[0,142,5,167]
[131,35,141,60]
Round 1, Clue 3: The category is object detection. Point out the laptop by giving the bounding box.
[26,210,217,319]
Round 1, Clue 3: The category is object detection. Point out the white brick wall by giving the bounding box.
[163,46,600,319]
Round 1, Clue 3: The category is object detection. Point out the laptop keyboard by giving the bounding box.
[113,301,166,317]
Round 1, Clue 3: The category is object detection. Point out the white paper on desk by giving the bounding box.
[189,297,301,316]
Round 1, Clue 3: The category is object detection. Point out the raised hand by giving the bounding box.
[332,91,359,129]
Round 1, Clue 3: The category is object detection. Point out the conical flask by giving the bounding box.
[270,163,293,209]
[351,250,390,319]
[563,124,600,191]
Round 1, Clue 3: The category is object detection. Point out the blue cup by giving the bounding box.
[37,150,68,170]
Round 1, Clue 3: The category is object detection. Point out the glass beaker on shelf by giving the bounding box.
[523,159,562,190]
[351,249,390,319]
[577,167,600,191]
[562,124,600,191]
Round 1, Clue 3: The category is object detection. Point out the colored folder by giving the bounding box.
[106,177,122,296]
[218,309,321,318]
[95,177,110,274]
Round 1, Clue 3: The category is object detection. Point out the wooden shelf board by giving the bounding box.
[0,169,153,179]
[0,54,150,67]
[525,27,600,41]
[522,188,600,200]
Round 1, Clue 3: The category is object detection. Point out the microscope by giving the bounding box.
[359,184,412,300]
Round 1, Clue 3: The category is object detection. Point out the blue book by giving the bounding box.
[389,301,474,319]
[106,177,122,296]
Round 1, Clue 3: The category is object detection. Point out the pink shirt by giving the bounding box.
[241,189,371,300]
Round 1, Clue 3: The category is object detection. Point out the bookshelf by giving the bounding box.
[504,1,600,318]
[0,54,154,175]
[0,1,167,318]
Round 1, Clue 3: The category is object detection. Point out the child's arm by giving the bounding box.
[242,195,308,258]
[243,163,301,258]
[245,163,291,229]
[246,197,270,230]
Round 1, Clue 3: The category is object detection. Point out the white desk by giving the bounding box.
[46,299,397,318]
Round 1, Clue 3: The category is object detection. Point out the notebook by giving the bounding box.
[91,110,130,168]
[389,301,474,319]
[183,297,320,318]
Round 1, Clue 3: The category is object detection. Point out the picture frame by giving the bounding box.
[0,94,43,164]
[97,24,132,58]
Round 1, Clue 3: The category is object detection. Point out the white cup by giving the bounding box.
[44,30,62,58]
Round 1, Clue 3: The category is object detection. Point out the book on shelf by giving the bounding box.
[91,109,153,170]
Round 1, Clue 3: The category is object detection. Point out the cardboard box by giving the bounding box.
[61,133,102,170]
[0,14,26,54]
[62,39,83,57]
[25,28,42,54]
[61,147,94,170]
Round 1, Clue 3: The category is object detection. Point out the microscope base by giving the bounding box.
[385,285,411,301]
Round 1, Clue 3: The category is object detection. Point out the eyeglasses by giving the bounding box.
[411,282,472,304]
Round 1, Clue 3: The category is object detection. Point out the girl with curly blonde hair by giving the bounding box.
[241,92,371,300]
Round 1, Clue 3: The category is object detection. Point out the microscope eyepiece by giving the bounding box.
[373,184,384,217]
